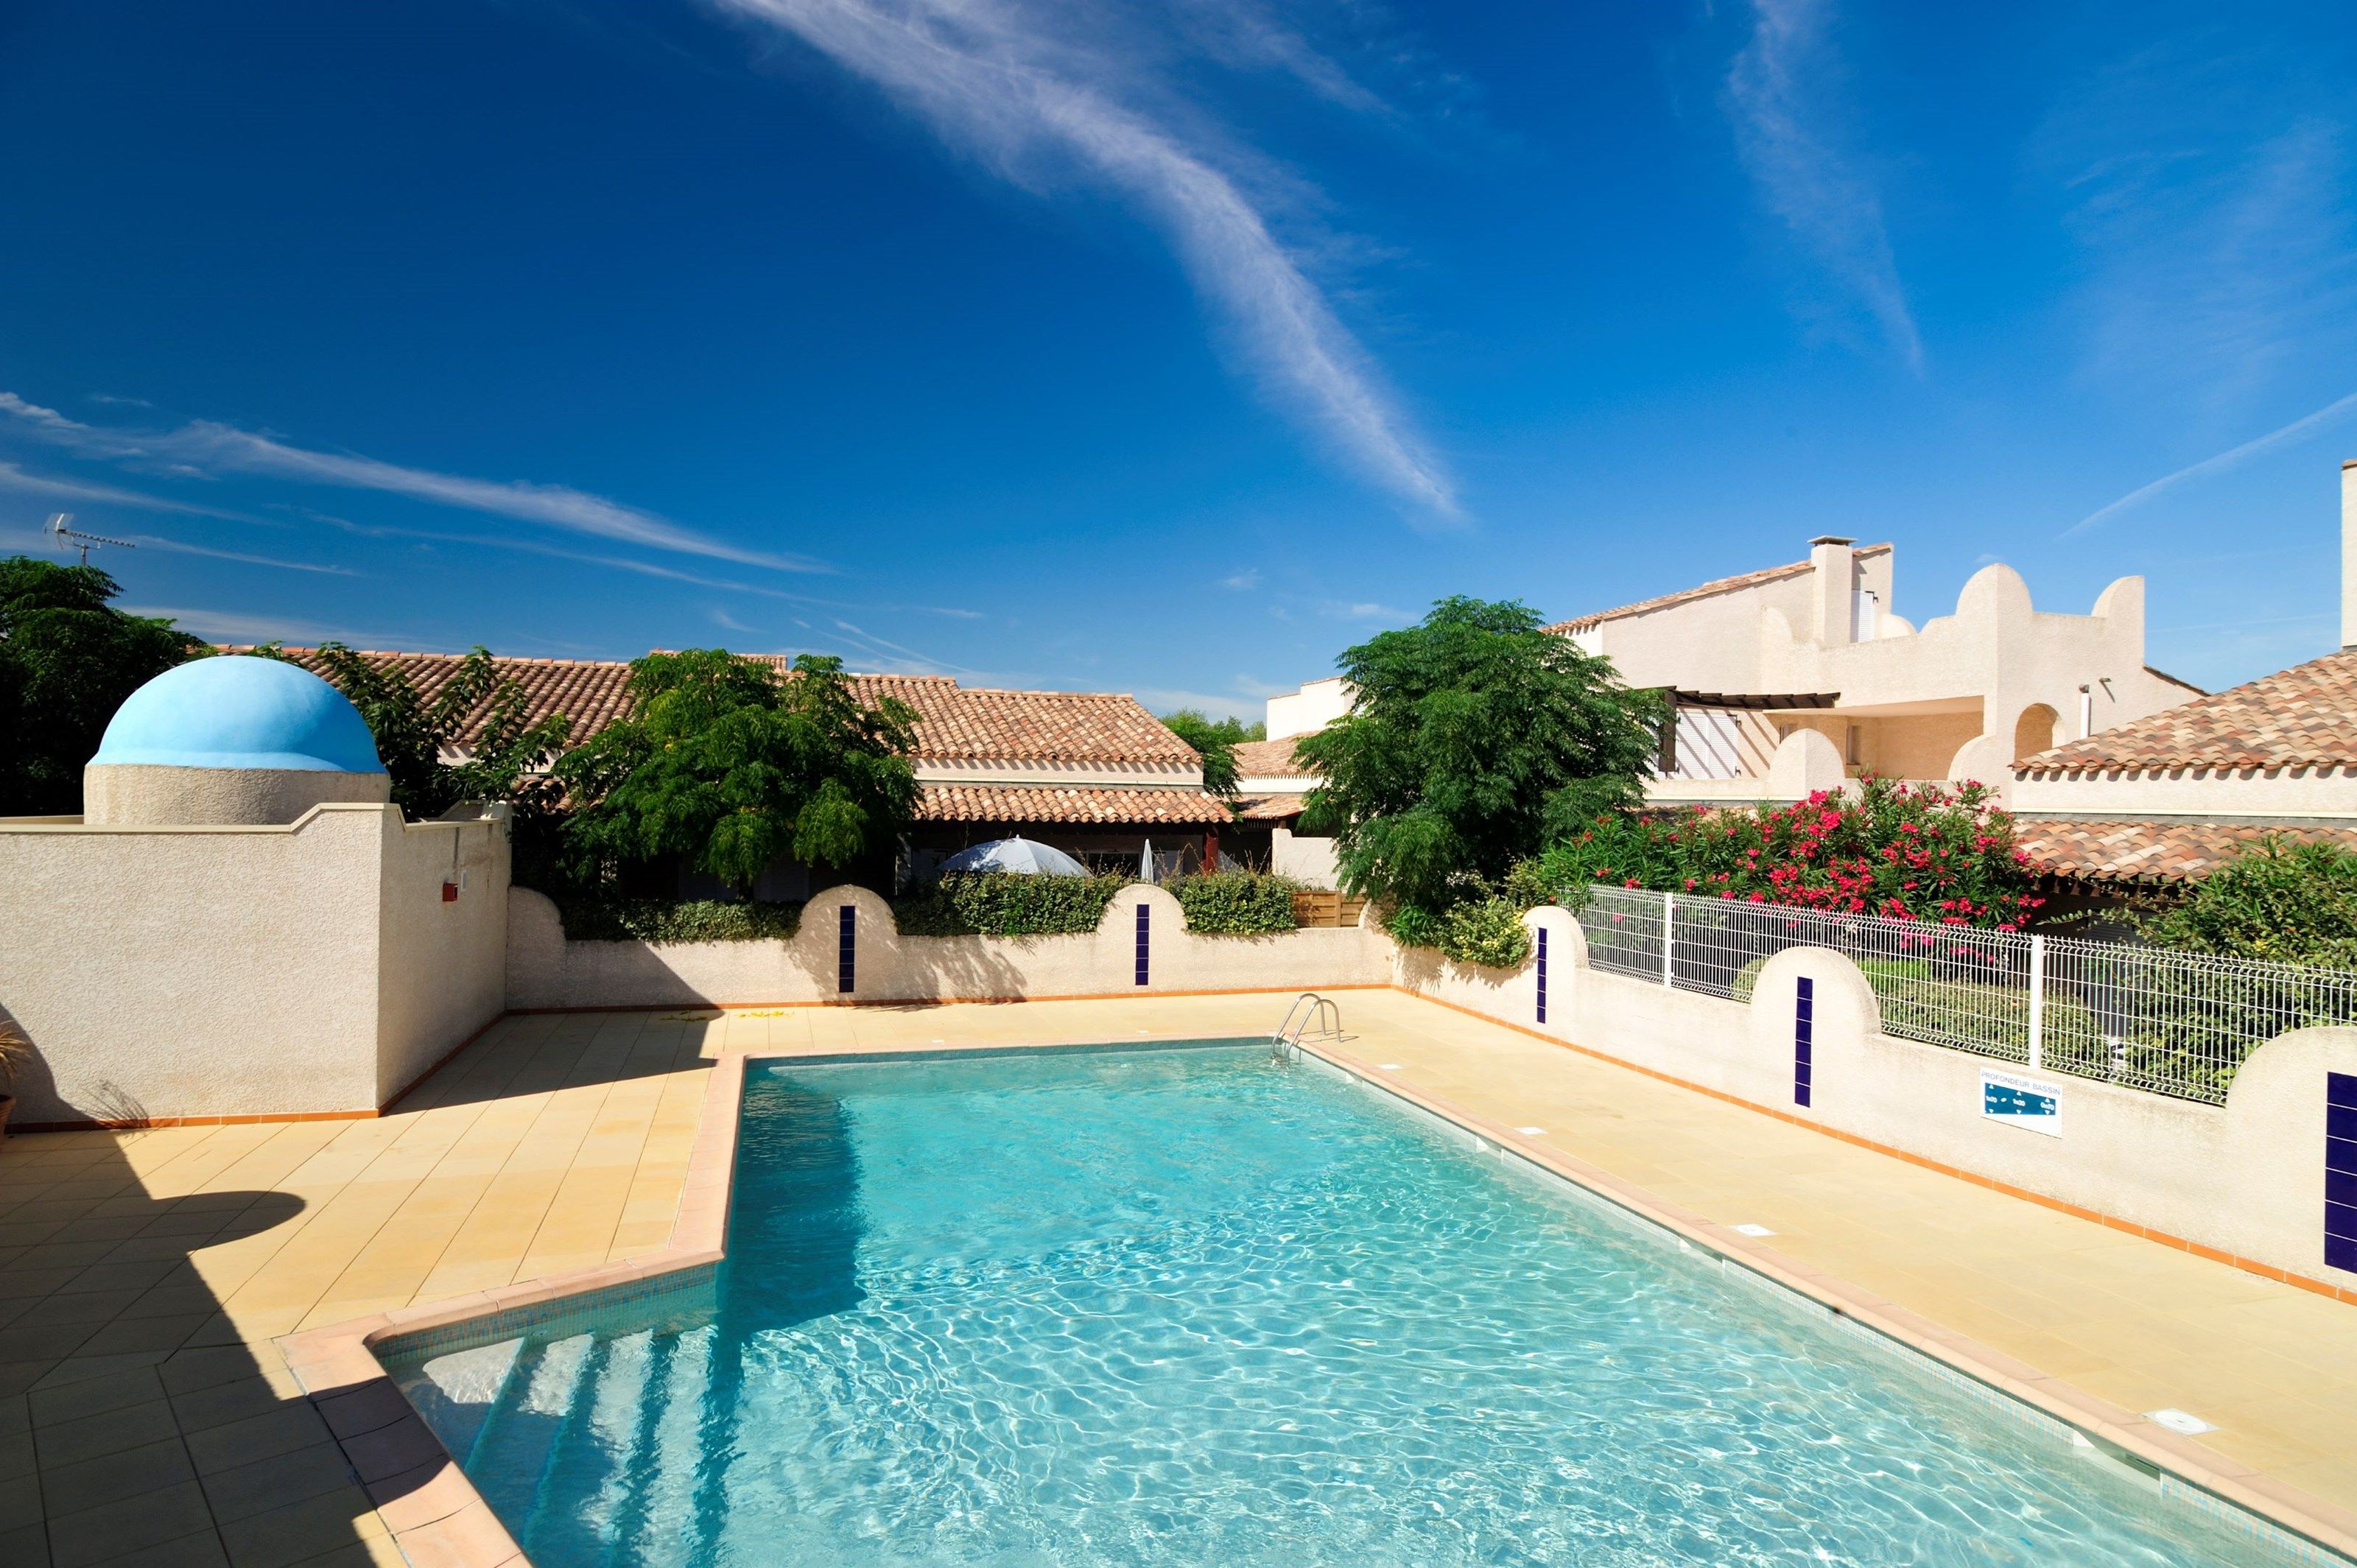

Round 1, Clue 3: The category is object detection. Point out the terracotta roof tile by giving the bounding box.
[2013,817,2357,887]
[2017,650,2357,776]
[1232,736,1316,776]
[916,785,1233,825]
[228,647,1198,766]
[1542,544,1891,635]
[1233,793,1309,820]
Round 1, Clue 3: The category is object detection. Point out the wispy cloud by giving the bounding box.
[1219,567,1262,590]
[2061,388,2357,537]
[1131,683,1262,721]
[0,523,346,577]
[0,392,823,572]
[1723,0,1922,370]
[709,0,1455,518]
[0,460,256,520]
[1316,597,1402,620]
[306,511,981,617]
[127,535,359,575]
[118,603,431,648]
[1167,0,1389,118]
[825,614,989,678]
[2034,36,2357,404]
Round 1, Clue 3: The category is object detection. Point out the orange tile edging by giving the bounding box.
[507,982,1394,1016]
[277,1025,2357,1568]
[1404,988,2357,1309]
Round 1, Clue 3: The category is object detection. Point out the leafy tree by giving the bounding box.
[1295,597,1665,915]
[2140,837,2357,966]
[0,555,206,815]
[558,649,918,893]
[1160,709,1265,797]
[253,641,572,823]
[1516,776,2043,930]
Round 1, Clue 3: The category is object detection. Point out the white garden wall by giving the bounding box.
[0,804,510,1125]
[1397,907,2357,1294]
[504,884,1394,1011]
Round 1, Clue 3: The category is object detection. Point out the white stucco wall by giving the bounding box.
[2012,764,2357,822]
[0,802,512,1125]
[1265,677,1353,740]
[1271,829,1341,889]
[83,763,392,826]
[505,883,1394,1011]
[1,806,382,1122]
[1570,548,2191,795]
[374,811,512,1105]
[1644,726,1844,807]
[1395,907,2357,1291]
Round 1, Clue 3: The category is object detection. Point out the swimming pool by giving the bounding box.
[387,1040,2327,1566]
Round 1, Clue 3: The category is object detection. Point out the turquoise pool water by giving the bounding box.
[390,1041,2324,1566]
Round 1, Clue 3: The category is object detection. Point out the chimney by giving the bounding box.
[1808,535,1856,646]
[2344,460,2356,652]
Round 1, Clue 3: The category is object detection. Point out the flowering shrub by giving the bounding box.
[1511,776,2042,930]
[1384,896,1530,969]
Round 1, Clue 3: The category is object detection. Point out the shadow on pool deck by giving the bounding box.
[0,1131,400,1568]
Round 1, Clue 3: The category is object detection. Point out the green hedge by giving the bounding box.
[891,871,1128,937]
[1166,870,1299,935]
[554,896,804,943]
[1386,896,1530,969]
[555,868,1306,946]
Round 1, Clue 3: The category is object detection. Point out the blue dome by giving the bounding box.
[91,656,386,773]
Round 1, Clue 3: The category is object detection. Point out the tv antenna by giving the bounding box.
[44,513,136,566]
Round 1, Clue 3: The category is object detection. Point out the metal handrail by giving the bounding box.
[1271,992,1343,1055]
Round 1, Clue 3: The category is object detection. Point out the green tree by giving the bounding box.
[1160,709,1265,797]
[2140,837,2357,966]
[0,555,206,815]
[558,649,918,893]
[1296,596,1665,915]
[256,642,572,822]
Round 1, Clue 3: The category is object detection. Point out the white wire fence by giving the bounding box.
[1573,884,2357,1105]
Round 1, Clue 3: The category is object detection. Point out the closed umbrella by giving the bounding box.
[939,836,1089,876]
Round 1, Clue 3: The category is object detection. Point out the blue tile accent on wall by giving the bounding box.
[1134,902,1151,987]
[837,904,856,994]
[1536,927,1548,1024]
[2329,1073,2357,1273]
[1794,975,1814,1108]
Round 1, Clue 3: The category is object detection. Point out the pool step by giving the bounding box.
[467,1327,717,1567]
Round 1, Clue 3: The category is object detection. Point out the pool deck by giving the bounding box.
[4,989,2356,1565]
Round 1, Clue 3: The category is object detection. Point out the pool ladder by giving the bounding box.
[1271,993,1343,1059]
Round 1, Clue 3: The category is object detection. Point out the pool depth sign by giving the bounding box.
[1981,1068,2062,1136]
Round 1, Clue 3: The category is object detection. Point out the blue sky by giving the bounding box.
[2,1,2353,716]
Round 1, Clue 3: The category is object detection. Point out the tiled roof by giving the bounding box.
[1234,793,1309,820]
[2013,817,2357,887]
[2016,650,2357,776]
[1542,544,1891,635]
[916,785,1233,825]
[1232,736,1316,776]
[228,647,1198,767]
[841,672,1196,764]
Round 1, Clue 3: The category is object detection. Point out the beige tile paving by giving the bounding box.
[2,989,2354,1566]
